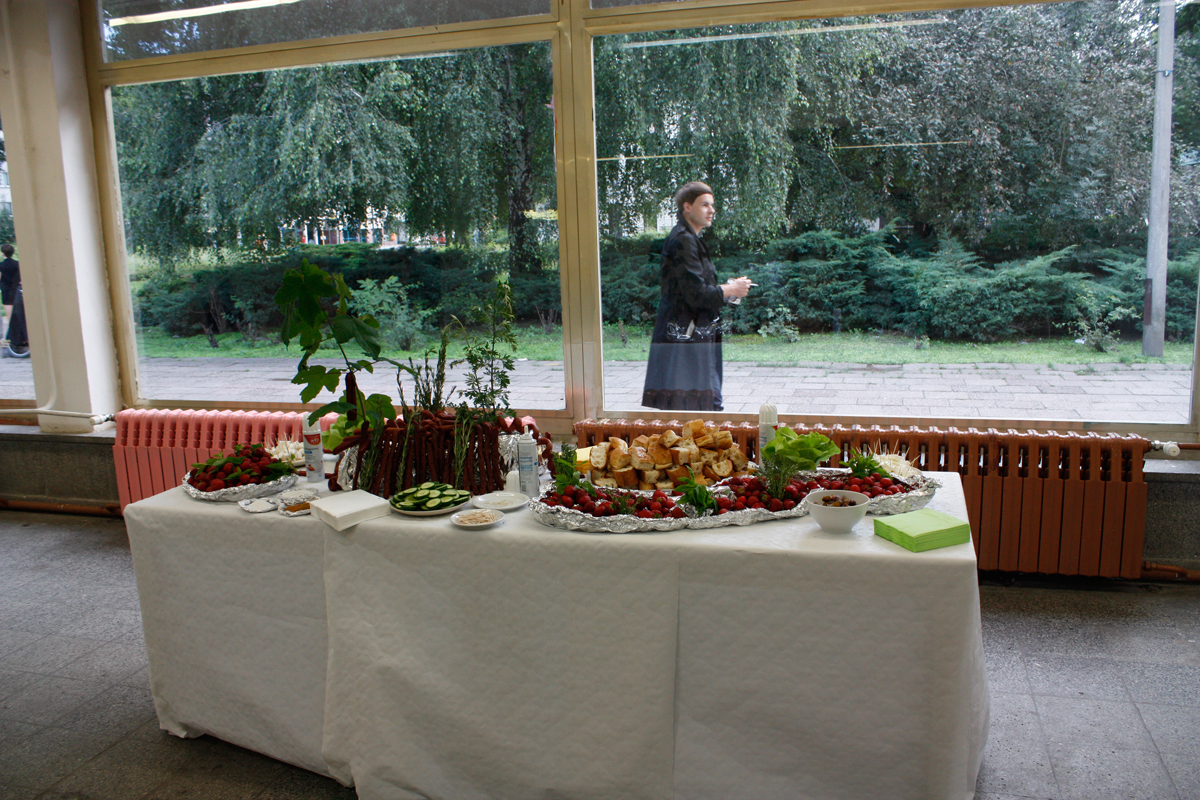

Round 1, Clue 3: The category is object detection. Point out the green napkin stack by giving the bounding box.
[874,509,971,552]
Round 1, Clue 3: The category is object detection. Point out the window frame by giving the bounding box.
[73,0,1200,441]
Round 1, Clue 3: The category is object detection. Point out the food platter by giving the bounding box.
[183,472,296,502]
[391,499,471,517]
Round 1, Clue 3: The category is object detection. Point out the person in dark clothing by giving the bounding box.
[641,182,752,411]
[0,244,19,341]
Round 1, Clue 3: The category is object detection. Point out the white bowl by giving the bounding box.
[804,489,870,533]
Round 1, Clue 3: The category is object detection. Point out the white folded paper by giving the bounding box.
[310,490,391,531]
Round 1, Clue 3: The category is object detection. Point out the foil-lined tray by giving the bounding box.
[529,469,938,533]
[182,472,297,502]
[786,469,940,516]
[528,486,809,534]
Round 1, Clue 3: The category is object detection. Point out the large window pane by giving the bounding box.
[111,43,564,411]
[100,0,550,62]
[0,121,34,400]
[596,2,1199,423]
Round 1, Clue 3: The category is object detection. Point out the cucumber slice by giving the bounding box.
[414,489,430,499]
[419,482,437,490]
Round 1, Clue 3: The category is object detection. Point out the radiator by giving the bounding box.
[113,409,311,510]
[574,419,1150,580]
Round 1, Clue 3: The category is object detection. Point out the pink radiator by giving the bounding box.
[113,409,322,510]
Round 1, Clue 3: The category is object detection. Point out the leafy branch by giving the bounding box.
[275,259,398,428]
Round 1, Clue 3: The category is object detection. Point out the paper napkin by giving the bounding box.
[873,508,971,552]
[310,490,391,532]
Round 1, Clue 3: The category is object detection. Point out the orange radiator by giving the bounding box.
[574,419,1150,580]
[113,409,312,510]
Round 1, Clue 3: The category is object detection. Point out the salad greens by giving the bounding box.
[761,428,840,473]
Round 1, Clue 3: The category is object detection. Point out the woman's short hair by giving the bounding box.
[0,244,13,257]
[674,181,713,218]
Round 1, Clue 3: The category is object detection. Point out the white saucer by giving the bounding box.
[471,491,529,511]
[450,509,506,529]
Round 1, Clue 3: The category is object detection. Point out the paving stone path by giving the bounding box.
[0,357,1192,424]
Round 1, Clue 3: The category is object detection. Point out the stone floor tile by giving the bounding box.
[52,640,148,683]
[1046,742,1179,800]
[0,666,42,703]
[0,635,106,675]
[50,683,158,740]
[1025,654,1131,701]
[1034,695,1157,751]
[1099,624,1200,666]
[1161,752,1200,800]
[1136,703,1200,756]
[0,726,114,790]
[1118,663,1200,707]
[974,692,1058,798]
[983,647,1030,695]
[0,675,111,725]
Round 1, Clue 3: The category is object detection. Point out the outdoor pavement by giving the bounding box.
[0,357,1192,424]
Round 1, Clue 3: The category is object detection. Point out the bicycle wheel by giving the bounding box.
[4,341,29,358]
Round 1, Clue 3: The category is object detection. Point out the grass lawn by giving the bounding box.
[136,325,1194,366]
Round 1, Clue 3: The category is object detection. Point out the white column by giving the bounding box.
[0,0,119,432]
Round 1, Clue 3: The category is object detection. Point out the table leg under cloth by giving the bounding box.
[320,528,680,800]
[125,492,335,778]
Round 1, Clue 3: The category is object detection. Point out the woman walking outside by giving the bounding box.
[641,182,752,411]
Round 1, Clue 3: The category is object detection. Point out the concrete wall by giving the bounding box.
[1143,461,1200,571]
[0,425,119,510]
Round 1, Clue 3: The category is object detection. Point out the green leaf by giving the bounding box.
[292,365,342,404]
[275,260,335,333]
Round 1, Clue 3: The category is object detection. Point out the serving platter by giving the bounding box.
[471,492,529,511]
[390,499,471,518]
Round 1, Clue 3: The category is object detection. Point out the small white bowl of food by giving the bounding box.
[804,489,871,534]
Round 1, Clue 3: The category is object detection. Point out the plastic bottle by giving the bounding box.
[758,403,778,454]
[517,435,539,498]
[303,417,323,482]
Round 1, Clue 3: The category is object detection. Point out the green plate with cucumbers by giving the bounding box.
[389,482,473,516]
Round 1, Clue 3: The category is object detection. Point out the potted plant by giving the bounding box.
[275,259,543,497]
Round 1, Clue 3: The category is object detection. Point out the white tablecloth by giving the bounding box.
[125,473,989,800]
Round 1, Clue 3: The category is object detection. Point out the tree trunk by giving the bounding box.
[498,50,539,279]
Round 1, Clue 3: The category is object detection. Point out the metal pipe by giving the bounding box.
[1142,561,1200,582]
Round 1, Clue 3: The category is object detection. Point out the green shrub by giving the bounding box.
[348,276,435,350]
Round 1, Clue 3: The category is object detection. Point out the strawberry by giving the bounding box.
[669,507,686,518]
[783,499,796,510]
[208,479,226,491]
[769,498,784,512]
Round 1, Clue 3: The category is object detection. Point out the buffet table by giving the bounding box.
[125,473,989,800]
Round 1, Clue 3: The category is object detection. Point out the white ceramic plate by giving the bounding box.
[390,499,471,517]
[471,491,529,511]
[450,508,506,529]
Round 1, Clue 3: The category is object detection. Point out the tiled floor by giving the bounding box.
[1,510,1197,800]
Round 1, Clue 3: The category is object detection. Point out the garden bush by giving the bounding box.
[134,233,1199,346]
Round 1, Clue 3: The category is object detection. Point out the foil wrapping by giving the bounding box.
[788,469,941,516]
[528,470,938,532]
[182,472,297,502]
[528,486,809,534]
